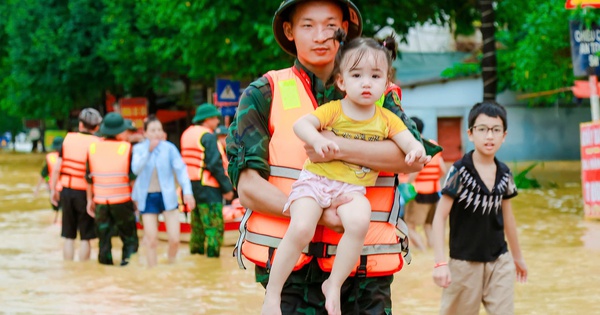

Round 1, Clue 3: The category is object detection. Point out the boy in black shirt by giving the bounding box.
[432,101,527,315]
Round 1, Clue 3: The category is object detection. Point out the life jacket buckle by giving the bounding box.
[355,256,368,278]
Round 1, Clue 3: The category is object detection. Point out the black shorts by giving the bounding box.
[61,188,96,240]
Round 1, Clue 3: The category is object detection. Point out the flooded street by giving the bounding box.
[1,154,599,314]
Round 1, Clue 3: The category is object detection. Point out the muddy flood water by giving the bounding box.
[1,153,599,314]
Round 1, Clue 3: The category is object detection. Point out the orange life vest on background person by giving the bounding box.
[60,132,100,190]
[413,139,442,194]
[236,67,407,277]
[46,152,63,192]
[217,142,229,177]
[88,141,132,205]
[180,125,220,188]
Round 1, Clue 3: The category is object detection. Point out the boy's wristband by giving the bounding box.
[434,261,448,268]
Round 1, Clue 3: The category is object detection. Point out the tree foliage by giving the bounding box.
[441,0,588,106]
[0,0,594,119]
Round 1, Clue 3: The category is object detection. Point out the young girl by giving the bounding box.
[262,32,429,315]
[132,115,195,267]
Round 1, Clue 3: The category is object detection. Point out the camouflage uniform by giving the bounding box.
[227,61,441,313]
[85,140,138,266]
[94,201,139,265]
[41,163,61,211]
[189,132,233,257]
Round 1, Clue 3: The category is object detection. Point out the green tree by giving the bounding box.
[440,0,580,105]
[2,0,111,124]
[2,0,586,119]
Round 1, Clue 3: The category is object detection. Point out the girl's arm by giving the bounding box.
[168,143,195,210]
[503,199,528,283]
[169,143,193,196]
[306,131,425,174]
[390,130,429,166]
[432,194,453,288]
[293,114,338,157]
[131,143,151,175]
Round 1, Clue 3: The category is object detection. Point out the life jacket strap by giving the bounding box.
[395,217,412,264]
[266,247,275,273]
[269,165,301,179]
[234,208,253,270]
[244,230,404,257]
[356,255,368,278]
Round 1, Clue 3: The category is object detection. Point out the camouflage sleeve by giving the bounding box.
[381,89,443,157]
[225,77,272,188]
[201,133,233,193]
[41,163,49,179]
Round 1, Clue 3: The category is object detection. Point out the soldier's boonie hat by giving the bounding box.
[79,108,103,127]
[51,136,64,150]
[273,0,362,56]
[124,119,137,131]
[192,104,222,124]
[215,125,228,136]
[99,112,128,137]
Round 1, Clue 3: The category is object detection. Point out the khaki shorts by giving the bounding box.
[404,201,436,225]
[440,252,515,315]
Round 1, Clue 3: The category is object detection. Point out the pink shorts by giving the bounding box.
[283,170,366,213]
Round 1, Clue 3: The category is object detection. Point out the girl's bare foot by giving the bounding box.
[322,279,342,315]
[261,292,282,315]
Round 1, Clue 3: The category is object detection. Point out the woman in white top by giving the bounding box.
[132,115,195,267]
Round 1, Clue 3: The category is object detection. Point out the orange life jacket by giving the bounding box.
[235,67,410,277]
[88,140,132,205]
[46,152,63,192]
[60,132,100,190]
[180,125,223,188]
[217,142,229,177]
[413,139,442,194]
[375,83,402,108]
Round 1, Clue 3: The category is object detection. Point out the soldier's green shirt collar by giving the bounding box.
[293,59,342,104]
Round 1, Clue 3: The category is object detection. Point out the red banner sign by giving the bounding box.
[566,0,600,9]
[120,97,148,131]
[581,121,600,219]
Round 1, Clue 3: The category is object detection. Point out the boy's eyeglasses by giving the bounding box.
[470,125,505,136]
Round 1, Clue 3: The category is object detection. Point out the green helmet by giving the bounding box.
[273,0,362,56]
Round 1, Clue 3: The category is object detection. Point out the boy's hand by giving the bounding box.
[514,257,528,283]
[405,148,430,166]
[313,139,339,158]
[432,264,452,288]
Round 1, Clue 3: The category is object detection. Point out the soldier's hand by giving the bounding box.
[50,190,59,207]
[318,195,353,233]
[223,191,234,201]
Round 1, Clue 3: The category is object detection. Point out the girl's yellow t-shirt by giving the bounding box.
[304,100,407,186]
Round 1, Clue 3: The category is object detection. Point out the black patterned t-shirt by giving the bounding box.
[442,151,518,262]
